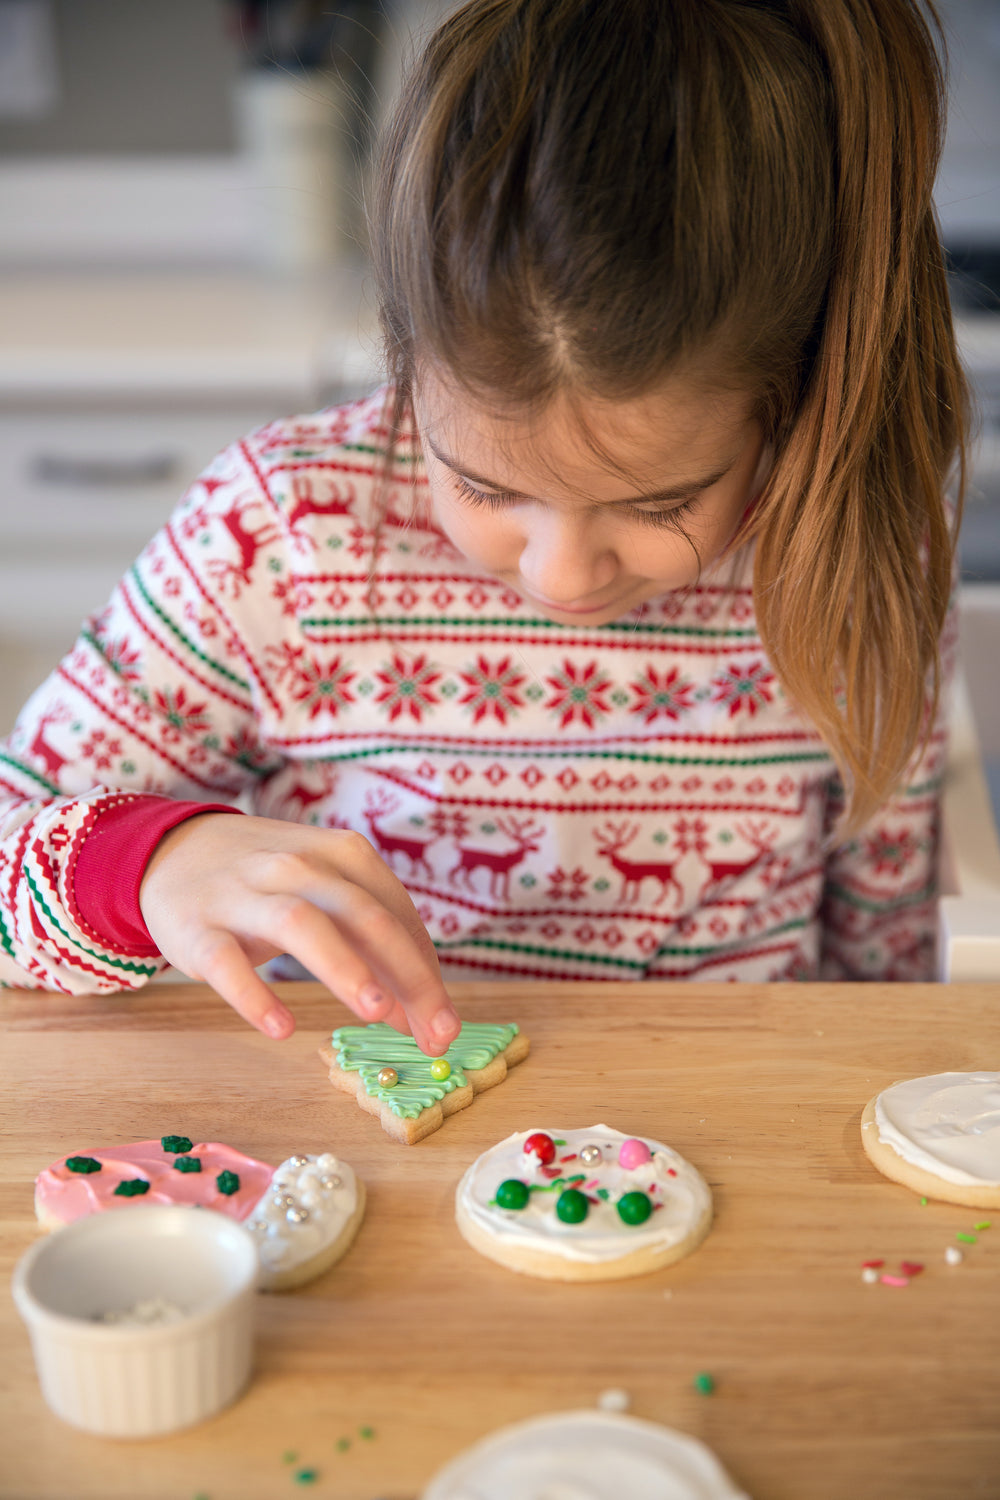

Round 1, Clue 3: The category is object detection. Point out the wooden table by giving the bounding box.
[2,981,999,1500]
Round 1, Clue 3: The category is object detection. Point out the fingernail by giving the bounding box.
[263,1008,290,1039]
[357,984,388,1019]
[429,1009,461,1046]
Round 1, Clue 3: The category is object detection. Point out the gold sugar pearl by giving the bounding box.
[377,1066,399,1088]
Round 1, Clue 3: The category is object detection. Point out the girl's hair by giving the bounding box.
[370,0,968,833]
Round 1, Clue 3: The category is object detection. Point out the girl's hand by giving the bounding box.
[138,812,461,1054]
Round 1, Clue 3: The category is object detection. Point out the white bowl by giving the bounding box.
[12,1204,258,1438]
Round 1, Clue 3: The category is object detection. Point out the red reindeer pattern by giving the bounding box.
[284,475,355,547]
[25,705,72,781]
[363,791,437,878]
[681,817,779,900]
[448,816,543,901]
[207,504,281,596]
[593,822,686,909]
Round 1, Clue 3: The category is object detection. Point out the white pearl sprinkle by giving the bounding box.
[597,1388,630,1413]
[861,1267,880,1283]
[945,1246,963,1266]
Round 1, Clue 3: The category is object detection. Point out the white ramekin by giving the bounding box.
[12,1204,258,1438]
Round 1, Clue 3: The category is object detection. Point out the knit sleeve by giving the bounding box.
[818,602,957,982]
[0,432,286,994]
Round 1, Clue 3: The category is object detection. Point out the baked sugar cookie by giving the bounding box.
[319,1020,529,1144]
[34,1139,365,1291]
[861,1071,1000,1208]
[455,1125,712,1282]
[421,1410,749,1500]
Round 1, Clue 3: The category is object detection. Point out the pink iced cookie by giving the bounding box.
[34,1137,274,1229]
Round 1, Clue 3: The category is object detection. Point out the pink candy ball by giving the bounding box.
[618,1137,652,1171]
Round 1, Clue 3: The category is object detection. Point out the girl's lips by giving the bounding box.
[521,590,621,616]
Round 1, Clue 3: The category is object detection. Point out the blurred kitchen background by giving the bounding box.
[0,0,998,811]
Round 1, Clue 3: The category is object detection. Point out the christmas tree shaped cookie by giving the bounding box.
[318,1021,530,1144]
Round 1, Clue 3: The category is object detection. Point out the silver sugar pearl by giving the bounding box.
[288,1153,310,1167]
[579,1144,603,1166]
[286,1205,310,1224]
[271,1194,288,1210]
[320,1174,342,1190]
[246,1219,266,1234]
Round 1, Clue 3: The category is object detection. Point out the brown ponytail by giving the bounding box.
[369,0,968,832]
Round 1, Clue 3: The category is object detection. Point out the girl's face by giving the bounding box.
[414,366,767,625]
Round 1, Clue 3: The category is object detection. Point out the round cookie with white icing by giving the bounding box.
[861,1072,1000,1207]
[243,1151,366,1292]
[421,1410,749,1500]
[34,1139,365,1291]
[455,1125,712,1282]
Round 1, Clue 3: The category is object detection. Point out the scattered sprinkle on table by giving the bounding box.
[293,1469,319,1485]
[945,1246,963,1265]
[359,1425,376,1440]
[880,1274,910,1288]
[598,1387,630,1413]
[282,1452,298,1465]
[861,1267,880,1284]
[693,1372,715,1395]
[956,1232,977,1244]
[336,1437,351,1452]
[975,1220,992,1232]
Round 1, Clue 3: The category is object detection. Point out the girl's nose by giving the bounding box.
[517,508,618,605]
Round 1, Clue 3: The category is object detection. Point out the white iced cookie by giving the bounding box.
[861,1072,1000,1208]
[243,1152,366,1291]
[455,1126,712,1282]
[421,1410,749,1500]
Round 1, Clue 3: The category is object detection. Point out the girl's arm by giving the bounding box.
[818,606,957,982]
[0,433,459,1052]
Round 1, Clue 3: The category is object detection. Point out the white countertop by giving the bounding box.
[0,268,381,404]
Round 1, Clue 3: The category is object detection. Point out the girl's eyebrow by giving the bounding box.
[426,437,738,504]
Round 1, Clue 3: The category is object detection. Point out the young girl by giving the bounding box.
[0,0,967,1054]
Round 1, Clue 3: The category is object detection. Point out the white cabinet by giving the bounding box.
[0,269,379,732]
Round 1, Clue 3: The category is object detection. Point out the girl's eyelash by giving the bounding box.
[452,474,701,530]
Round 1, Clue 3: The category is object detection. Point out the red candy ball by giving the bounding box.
[523,1132,556,1166]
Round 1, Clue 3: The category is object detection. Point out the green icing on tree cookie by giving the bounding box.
[330,1021,519,1119]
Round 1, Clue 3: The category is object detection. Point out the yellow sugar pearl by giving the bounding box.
[429,1058,452,1081]
[377,1066,398,1088]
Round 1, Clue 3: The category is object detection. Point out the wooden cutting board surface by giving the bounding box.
[1,980,999,1500]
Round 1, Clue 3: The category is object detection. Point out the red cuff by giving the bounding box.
[72,796,242,956]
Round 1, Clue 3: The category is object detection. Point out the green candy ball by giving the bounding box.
[495,1178,530,1211]
[616,1190,653,1226]
[556,1187,589,1224]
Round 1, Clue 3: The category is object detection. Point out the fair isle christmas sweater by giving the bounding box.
[0,388,949,993]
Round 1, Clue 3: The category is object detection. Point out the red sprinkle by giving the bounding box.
[899,1261,924,1277]
[540,1166,562,1179]
[861,1259,885,1269]
[560,1153,578,1163]
[880,1274,910,1288]
[667,1168,677,1177]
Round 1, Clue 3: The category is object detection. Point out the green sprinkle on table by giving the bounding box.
[693,1371,715,1395]
[281,1451,298,1465]
[975,1220,992,1231]
[293,1469,319,1485]
[956,1232,977,1244]
[336,1436,351,1452]
[358,1425,375,1440]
